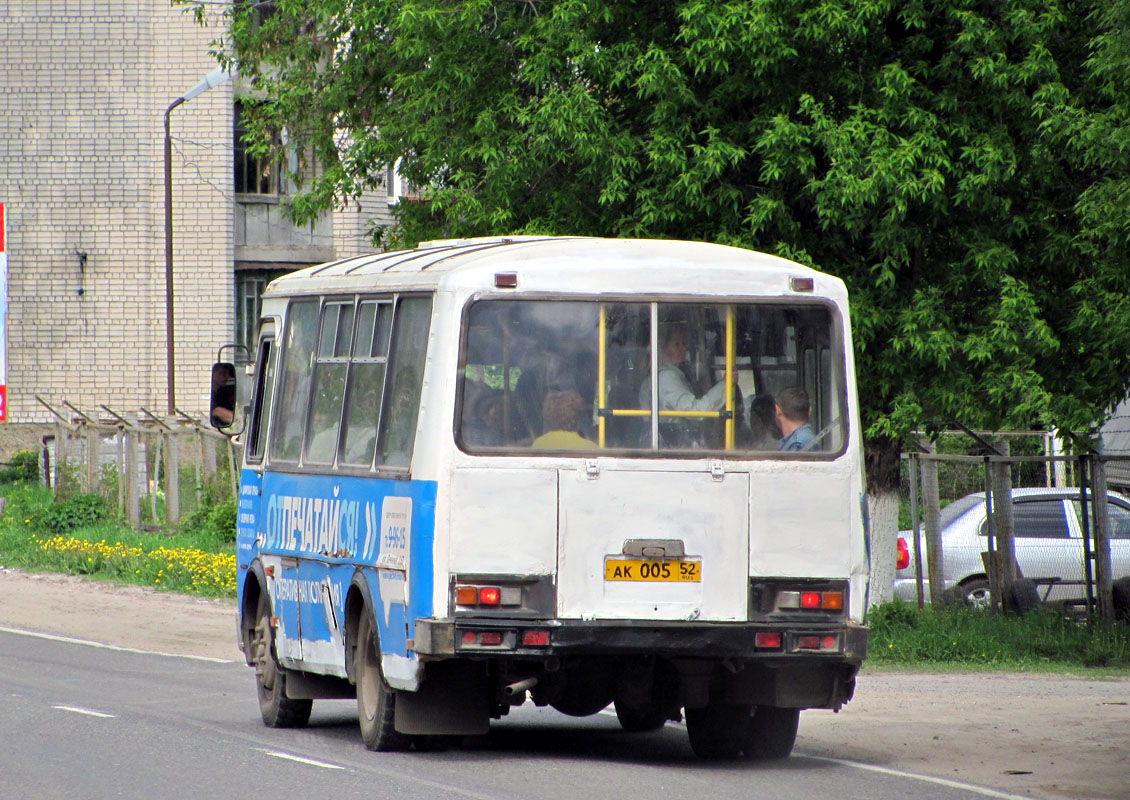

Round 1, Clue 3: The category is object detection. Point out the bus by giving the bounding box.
[212,236,869,760]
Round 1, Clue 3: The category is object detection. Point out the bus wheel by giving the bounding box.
[742,706,799,760]
[685,701,751,759]
[613,699,668,733]
[355,613,410,751]
[251,594,312,728]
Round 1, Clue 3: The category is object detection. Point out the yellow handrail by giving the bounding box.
[598,304,607,448]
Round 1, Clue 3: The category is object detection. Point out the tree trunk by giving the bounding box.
[865,435,901,606]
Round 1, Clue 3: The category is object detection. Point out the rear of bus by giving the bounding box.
[414,238,868,759]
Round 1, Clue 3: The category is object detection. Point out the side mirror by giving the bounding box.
[210,361,240,432]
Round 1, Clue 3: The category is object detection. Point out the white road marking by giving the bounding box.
[258,750,344,770]
[600,708,1026,798]
[53,705,115,719]
[799,756,1033,800]
[0,625,233,664]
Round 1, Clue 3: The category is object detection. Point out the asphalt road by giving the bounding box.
[0,627,1024,800]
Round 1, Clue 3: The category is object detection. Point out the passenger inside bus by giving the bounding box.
[775,386,815,451]
[749,393,781,450]
[531,390,595,450]
[464,389,505,447]
[638,324,727,413]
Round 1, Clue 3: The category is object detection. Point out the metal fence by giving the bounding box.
[901,432,1127,623]
[35,396,239,530]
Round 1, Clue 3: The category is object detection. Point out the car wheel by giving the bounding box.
[961,578,992,611]
[251,593,312,728]
[1007,578,1041,614]
[613,698,668,733]
[742,706,800,760]
[685,701,751,759]
[356,613,410,751]
[1113,577,1130,623]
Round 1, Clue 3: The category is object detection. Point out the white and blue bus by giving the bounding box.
[212,237,869,759]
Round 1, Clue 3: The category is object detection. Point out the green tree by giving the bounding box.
[186,0,1130,580]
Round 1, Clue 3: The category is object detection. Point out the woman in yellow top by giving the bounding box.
[532,389,595,450]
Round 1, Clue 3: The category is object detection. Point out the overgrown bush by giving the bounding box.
[0,450,40,484]
[28,493,109,535]
[180,497,237,547]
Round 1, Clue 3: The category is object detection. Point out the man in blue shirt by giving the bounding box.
[776,386,815,451]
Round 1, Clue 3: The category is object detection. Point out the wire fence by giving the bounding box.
[35,396,240,531]
[901,432,1129,623]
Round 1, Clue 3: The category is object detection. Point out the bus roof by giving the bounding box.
[261,237,845,301]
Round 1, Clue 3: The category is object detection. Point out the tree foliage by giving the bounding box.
[184,0,1130,487]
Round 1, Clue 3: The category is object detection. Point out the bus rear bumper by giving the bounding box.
[414,618,868,663]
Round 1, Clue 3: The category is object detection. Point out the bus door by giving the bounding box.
[559,302,750,622]
[459,299,752,623]
[233,322,299,657]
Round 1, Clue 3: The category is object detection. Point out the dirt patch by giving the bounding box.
[0,567,240,661]
[1,567,1127,799]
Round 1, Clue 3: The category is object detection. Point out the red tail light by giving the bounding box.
[896,537,910,571]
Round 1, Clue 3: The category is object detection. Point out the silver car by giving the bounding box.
[894,488,1130,608]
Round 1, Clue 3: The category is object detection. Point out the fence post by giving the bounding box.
[194,428,204,511]
[920,442,945,606]
[227,437,238,503]
[150,430,162,525]
[991,439,1017,610]
[908,451,924,609]
[85,426,98,494]
[164,426,180,526]
[125,423,140,526]
[115,428,125,515]
[1092,457,1114,623]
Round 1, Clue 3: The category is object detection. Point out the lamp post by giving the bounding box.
[164,66,237,416]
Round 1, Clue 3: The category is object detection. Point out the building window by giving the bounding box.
[234,101,287,196]
[236,268,293,350]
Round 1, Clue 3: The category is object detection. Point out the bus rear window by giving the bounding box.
[458,299,847,456]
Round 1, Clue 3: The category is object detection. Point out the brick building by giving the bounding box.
[0,1,394,455]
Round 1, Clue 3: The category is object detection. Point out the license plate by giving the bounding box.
[604,558,701,582]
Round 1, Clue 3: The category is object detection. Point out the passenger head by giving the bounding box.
[541,389,585,433]
[775,386,810,425]
[661,324,688,366]
[750,394,780,437]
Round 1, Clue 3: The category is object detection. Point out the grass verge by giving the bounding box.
[868,600,1130,673]
[0,483,235,599]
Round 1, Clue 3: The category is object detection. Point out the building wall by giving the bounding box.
[0,1,234,427]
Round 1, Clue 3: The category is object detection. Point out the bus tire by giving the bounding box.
[742,706,799,760]
[685,701,751,759]
[251,594,312,728]
[1113,577,1130,622]
[356,612,410,752]
[613,699,668,733]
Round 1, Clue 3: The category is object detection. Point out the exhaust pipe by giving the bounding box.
[503,677,538,696]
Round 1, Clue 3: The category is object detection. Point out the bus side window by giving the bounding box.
[304,301,355,465]
[378,296,432,469]
[270,301,319,463]
[340,300,392,468]
[245,336,277,462]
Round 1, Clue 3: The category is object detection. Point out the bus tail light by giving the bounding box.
[755,631,782,649]
[774,587,846,613]
[453,582,525,609]
[821,591,844,610]
[794,634,840,652]
[897,537,910,571]
[521,630,550,647]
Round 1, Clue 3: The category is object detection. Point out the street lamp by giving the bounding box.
[164,66,237,416]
